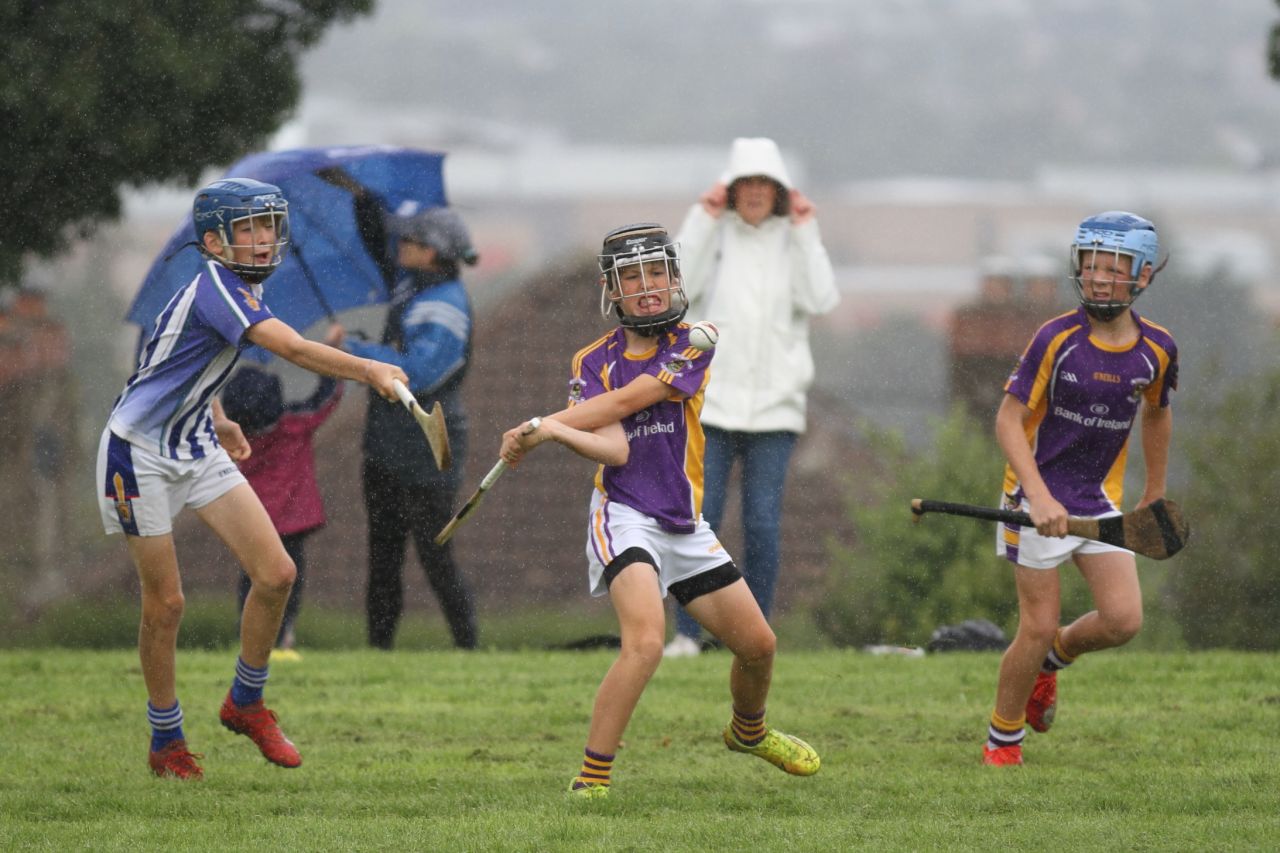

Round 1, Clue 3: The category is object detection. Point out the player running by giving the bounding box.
[499,223,820,798]
[98,179,407,779]
[983,211,1178,766]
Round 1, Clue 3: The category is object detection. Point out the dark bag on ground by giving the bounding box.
[926,618,1009,652]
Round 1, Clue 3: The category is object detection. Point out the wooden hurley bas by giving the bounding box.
[909,497,1190,561]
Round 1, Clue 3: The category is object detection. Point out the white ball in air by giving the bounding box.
[688,321,719,352]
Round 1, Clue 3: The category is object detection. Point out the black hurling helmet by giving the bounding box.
[597,222,687,336]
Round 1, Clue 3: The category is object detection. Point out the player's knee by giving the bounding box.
[735,625,777,666]
[251,556,297,597]
[142,590,185,632]
[621,633,665,674]
[1103,608,1143,646]
[1016,620,1058,652]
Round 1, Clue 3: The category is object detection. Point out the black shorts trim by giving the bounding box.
[668,561,741,606]
[603,547,658,589]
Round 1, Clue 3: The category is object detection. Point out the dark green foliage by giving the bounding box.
[1167,364,1280,649]
[815,405,1096,647]
[0,0,373,287]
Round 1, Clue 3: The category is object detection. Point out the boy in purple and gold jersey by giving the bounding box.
[500,223,819,798]
[983,211,1178,767]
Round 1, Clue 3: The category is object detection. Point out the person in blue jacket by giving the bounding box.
[338,206,480,649]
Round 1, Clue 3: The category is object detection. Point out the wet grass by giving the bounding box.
[1,649,1277,850]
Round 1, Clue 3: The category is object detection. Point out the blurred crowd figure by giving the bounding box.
[335,206,481,650]
[665,137,840,657]
[221,354,345,661]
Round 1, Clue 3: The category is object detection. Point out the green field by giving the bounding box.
[2,648,1277,851]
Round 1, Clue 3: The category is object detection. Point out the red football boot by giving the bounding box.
[219,693,302,768]
[1026,671,1058,733]
[149,739,204,780]
[982,744,1023,766]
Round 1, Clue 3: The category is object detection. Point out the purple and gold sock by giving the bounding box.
[731,706,766,747]
[571,747,614,789]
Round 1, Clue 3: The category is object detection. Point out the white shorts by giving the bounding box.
[96,427,246,537]
[996,498,1130,570]
[584,493,732,598]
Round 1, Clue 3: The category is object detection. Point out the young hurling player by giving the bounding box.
[98,179,407,779]
[984,211,1177,766]
[499,223,820,798]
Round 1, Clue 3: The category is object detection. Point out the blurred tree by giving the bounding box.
[0,0,373,289]
[814,405,1097,647]
[1167,361,1280,650]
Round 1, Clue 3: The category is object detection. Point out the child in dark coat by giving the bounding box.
[221,358,344,660]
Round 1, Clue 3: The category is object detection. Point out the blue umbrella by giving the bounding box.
[129,145,447,357]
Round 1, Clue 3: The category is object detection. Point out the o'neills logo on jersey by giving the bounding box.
[1053,405,1132,431]
[625,421,676,441]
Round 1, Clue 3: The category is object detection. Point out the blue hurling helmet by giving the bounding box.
[193,178,290,282]
[1069,210,1159,321]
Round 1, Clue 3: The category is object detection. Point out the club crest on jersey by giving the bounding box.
[237,287,262,311]
[662,355,691,376]
[1128,378,1150,401]
[568,377,586,403]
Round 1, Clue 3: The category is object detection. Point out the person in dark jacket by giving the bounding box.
[337,206,480,649]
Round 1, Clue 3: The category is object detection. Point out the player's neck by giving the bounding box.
[622,327,659,354]
[1086,310,1140,347]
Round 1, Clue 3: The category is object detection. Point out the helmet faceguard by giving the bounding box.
[597,223,688,336]
[193,178,290,283]
[1069,210,1160,322]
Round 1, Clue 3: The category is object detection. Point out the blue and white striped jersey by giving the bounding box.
[109,260,275,460]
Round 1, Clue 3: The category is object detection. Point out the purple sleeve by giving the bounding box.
[1003,326,1053,407]
[643,327,712,398]
[194,265,276,346]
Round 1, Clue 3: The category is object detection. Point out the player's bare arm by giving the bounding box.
[498,375,674,466]
[1136,400,1173,508]
[210,398,251,462]
[245,318,406,400]
[550,374,675,431]
[995,393,1068,537]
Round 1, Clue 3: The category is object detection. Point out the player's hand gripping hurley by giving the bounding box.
[434,418,541,546]
[392,379,451,471]
[910,497,1190,560]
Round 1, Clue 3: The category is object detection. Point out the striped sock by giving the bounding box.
[572,747,614,789]
[230,657,269,706]
[148,700,185,752]
[1042,628,1077,672]
[987,710,1026,751]
[730,706,767,747]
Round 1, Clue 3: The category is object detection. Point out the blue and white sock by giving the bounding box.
[230,657,269,707]
[148,700,185,752]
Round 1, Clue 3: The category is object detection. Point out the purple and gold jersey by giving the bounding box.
[569,323,712,534]
[109,260,275,460]
[1002,307,1178,515]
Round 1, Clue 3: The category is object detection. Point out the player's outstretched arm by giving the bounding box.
[502,418,626,468]
[546,374,673,433]
[246,318,407,401]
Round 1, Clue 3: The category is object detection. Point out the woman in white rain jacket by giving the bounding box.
[665,137,839,656]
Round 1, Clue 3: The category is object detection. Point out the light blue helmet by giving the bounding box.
[193,178,290,282]
[1069,210,1159,321]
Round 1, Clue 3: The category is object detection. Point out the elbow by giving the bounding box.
[607,447,630,467]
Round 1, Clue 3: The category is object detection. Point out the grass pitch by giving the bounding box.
[1,649,1277,851]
